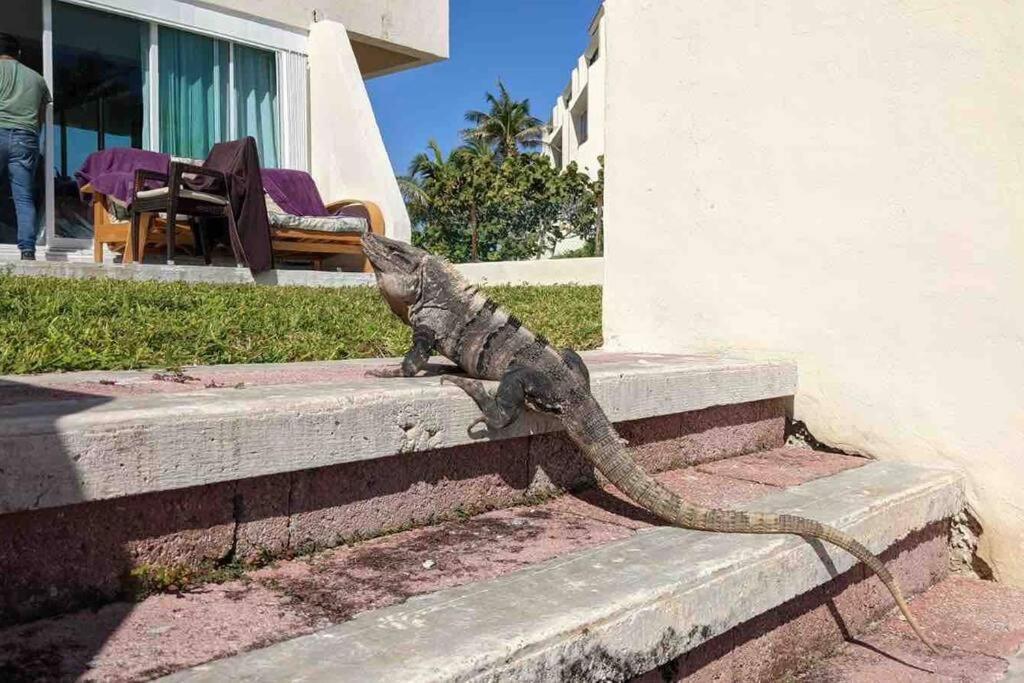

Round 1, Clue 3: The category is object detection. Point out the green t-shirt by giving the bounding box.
[0,59,51,134]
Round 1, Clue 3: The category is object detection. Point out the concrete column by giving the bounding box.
[308,19,411,241]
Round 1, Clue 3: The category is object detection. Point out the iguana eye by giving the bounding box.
[392,253,414,269]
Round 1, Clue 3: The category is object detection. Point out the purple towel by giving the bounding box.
[75,148,170,205]
[262,168,331,217]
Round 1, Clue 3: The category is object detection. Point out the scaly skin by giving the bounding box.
[361,233,935,653]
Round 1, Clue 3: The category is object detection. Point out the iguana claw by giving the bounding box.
[466,416,487,436]
[365,366,403,378]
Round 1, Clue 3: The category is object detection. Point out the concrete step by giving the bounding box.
[0,451,961,681]
[1,352,795,513]
[0,353,795,624]
[157,460,960,683]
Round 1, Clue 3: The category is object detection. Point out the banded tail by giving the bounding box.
[560,395,936,653]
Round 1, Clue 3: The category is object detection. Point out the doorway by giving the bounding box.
[0,0,45,248]
[52,1,148,240]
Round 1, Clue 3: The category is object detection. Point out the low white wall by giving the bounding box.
[308,20,412,242]
[455,257,603,286]
[3,257,604,288]
[601,1,1024,582]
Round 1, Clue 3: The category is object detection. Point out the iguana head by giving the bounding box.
[361,233,428,323]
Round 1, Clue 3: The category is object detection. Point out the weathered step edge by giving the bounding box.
[0,354,796,513]
[162,461,963,683]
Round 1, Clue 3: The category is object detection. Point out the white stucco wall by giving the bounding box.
[602,1,1024,582]
[308,20,411,242]
[202,0,448,65]
[456,257,603,286]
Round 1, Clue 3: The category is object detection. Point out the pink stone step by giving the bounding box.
[0,398,788,626]
[0,448,874,682]
[793,576,1024,682]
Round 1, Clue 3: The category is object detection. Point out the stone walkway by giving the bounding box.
[795,575,1024,682]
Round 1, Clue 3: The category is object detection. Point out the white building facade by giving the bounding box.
[543,6,605,181]
[2,0,448,258]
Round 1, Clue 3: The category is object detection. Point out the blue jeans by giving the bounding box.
[0,128,41,253]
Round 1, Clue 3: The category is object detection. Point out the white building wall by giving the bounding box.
[602,0,1024,583]
[544,9,605,180]
[309,20,411,241]
[200,0,448,70]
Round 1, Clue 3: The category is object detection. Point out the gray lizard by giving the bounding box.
[361,233,935,652]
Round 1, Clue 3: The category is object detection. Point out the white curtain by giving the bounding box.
[279,52,309,171]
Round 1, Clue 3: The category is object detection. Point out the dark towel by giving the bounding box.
[75,148,170,205]
[187,137,274,273]
[262,168,330,217]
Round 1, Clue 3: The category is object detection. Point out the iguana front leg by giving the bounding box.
[441,366,548,435]
[444,365,629,446]
[366,327,436,378]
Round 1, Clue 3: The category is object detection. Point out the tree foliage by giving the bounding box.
[405,147,599,262]
[402,82,603,262]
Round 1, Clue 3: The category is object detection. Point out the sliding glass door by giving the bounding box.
[157,30,279,165]
[52,2,148,239]
[18,0,285,252]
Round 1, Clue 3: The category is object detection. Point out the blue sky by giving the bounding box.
[365,0,602,176]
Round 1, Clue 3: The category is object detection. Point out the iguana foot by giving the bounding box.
[441,374,522,432]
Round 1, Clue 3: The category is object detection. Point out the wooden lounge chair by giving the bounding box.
[262,168,383,272]
[266,196,383,272]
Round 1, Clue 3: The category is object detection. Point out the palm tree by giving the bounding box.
[406,139,448,182]
[399,139,447,208]
[397,139,444,230]
[454,137,496,163]
[462,81,545,159]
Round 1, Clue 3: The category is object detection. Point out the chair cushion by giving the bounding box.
[135,186,228,205]
[265,192,286,215]
[268,211,368,234]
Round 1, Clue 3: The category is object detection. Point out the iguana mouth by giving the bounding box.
[360,233,389,271]
[361,233,423,276]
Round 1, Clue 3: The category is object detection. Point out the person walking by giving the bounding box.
[0,33,50,260]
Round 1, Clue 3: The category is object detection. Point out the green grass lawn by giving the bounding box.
[0,274,602,375]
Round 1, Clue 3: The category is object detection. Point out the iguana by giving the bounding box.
[361,233,935,652]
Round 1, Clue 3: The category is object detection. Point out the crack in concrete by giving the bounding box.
[284,472,295,552]
[785,419,864,457]
[692,465,785,489]
[225,486,242,563]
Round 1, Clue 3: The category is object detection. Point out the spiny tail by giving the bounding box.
[561,400,936,653]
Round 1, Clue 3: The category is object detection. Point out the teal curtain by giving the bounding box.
[158,27,228,159]
[234,44,279,167]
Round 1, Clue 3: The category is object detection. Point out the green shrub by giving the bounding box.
[0,274,602,375]
[551,242,597,259]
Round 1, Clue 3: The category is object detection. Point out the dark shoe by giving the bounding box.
[20,251,36,261]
